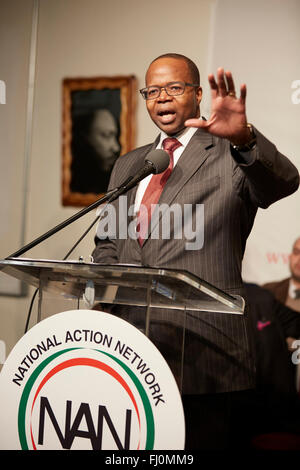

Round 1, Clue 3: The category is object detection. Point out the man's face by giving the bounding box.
[88,109,120,170]
[145,58,202,136]
[290,238,300,283]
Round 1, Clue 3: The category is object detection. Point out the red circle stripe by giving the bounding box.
[29,357,141,449]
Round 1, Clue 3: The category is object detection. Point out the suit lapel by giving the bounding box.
[145,128,214,242]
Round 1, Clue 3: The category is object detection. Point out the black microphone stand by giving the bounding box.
[6,150,167,332]
[6,150,168,259]
[8,184,126,334]
[6,185,127,259]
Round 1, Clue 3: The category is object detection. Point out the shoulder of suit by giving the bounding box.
[109,142,155,187]
[263,277,290,289]
[262,277,290,297]
[114,142,155,168]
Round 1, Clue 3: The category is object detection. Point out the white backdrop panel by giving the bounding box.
[207,0,300,284]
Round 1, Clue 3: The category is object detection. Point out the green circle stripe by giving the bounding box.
[99,350,155,449]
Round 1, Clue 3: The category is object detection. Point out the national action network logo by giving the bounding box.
[18,348,154,450]
[0,310,185,450]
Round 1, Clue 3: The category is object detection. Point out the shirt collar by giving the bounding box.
[158,124,199,149]
[289,279,300,299]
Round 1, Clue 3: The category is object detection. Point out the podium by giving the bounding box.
[0,257,244,393]
[0,258,246,450]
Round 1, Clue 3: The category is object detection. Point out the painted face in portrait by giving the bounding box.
[88,109,120,171]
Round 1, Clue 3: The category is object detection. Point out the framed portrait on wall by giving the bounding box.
[62,75,137,207]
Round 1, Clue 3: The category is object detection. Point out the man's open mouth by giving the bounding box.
[157,110,176,124]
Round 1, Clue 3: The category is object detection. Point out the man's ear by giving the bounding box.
[196,86,202,105]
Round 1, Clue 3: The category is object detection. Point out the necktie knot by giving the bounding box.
[162,137,181,155]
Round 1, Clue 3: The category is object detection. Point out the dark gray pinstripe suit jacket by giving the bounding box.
[92,127,299,394]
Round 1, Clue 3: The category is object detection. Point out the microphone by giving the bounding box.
[113,149,170,196]
[145,148,170,173]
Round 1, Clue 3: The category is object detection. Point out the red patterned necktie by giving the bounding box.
[137,137,182,246]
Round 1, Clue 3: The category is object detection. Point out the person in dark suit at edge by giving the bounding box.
[244,283,300,446]
[92,53,299,449]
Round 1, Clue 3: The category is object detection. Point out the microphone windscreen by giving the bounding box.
[145,149,170,174]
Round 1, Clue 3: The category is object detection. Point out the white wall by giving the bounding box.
[208,0,300,284]
[0,0,35,360]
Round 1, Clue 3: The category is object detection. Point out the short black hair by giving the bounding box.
[150,53,200,85]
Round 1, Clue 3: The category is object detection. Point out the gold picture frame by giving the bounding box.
[62,75,136,206]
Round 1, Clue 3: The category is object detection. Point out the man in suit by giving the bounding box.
[92,53,299,449]
[263,237,300,312]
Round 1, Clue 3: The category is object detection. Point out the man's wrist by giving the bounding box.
[230,123,257,152]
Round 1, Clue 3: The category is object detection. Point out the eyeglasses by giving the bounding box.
[139,81,199,100]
